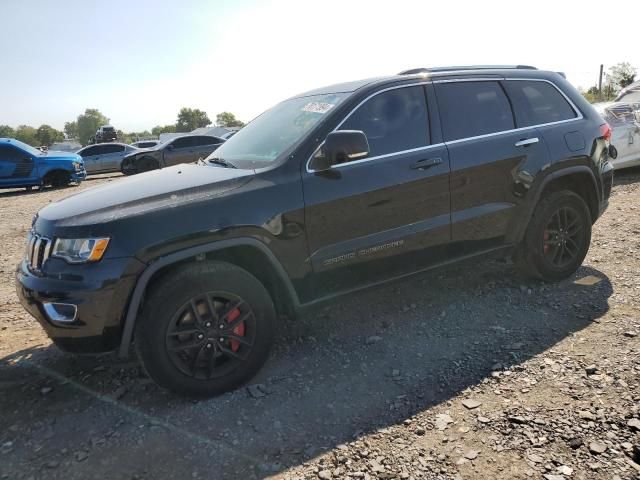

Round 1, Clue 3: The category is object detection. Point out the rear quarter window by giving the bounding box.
[502,80,577,127]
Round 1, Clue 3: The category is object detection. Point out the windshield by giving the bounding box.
[205,93,347,168]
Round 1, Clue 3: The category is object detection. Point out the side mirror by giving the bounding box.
[312,130,369,171]
[166,144,174,151]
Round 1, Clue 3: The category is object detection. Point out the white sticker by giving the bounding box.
[302,102,335,114]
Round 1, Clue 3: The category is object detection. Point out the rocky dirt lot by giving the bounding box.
[0,171,639,480]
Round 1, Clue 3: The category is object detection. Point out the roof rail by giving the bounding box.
[398,65,538,75]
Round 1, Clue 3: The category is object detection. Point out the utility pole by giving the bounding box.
[598,64,604,101]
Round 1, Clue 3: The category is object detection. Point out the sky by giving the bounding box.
[1,0,638,132]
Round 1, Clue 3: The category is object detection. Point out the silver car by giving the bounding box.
[76,142,138,174]
[594,101,640,169]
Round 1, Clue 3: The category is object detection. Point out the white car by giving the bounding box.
[76,142,138,174]
[594,101,640,169]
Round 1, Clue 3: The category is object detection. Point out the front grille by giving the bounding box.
[26,231,52,272]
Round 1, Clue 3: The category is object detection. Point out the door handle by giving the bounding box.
[515,137,539,147]
[411,157,442,170]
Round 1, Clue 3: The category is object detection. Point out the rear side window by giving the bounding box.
[435,81,514,141]
[0,145,24,163]
[339,85,430,157]
[503,80,577,127]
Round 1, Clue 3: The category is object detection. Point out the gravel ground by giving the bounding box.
[0,170,639,480]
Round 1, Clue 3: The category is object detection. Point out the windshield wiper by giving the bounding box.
[207,157,237,169]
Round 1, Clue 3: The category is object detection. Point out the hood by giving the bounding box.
[37,163,254,226]
[42,151,82,161]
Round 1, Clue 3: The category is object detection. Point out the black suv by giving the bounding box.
[16,66,614,396]
[95,125,117,143]
[120,134,225,174]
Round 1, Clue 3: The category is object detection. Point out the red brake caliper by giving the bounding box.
[226,308,245,352]
[543,230,550,254]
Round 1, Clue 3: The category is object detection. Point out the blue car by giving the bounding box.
[0,138,86,190]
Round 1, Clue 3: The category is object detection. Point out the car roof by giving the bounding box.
[80,142,131,149]
[292,65,562,98]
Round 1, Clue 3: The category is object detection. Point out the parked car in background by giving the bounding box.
[616,80,640,103]
[0,138,85,190]
[130,140,159,149]
[95,125,117,143]
[594,102,640,169]
[76,142,138,174]
[120,135,224,174]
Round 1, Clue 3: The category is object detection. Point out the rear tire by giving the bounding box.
[515,190,591,281]
[135,261,277,397]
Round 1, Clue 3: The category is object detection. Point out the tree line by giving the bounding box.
[579,62,637,103]
[0,108,245,148]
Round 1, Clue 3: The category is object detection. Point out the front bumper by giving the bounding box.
[71,170,87,182]
[15,256,144,353]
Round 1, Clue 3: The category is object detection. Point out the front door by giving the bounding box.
[163,137,195,167]
[302,85,451,298]
[99,144,126,172]
[78,145,102,173]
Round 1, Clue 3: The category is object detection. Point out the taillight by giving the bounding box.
[600,123,612,142]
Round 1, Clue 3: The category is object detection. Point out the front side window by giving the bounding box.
[339,86,429,157]
[79,146,98,157]
[503,80,577,127]
[206,92,347,168]
[102,144,125,154]
[171,137,192,149]
[436,81,514,141]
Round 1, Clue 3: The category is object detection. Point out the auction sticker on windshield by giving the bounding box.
[302,102,335,114]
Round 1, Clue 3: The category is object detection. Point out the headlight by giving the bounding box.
[72,161,83,171]
[52,238,110,263]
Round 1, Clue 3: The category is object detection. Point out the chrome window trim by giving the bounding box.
[305,77,583,173]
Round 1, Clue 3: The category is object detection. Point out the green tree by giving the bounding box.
[580,86,600,104]
[215,111,245,128]
[176,108,211,132]
[77,108,109,146]
[36,125,64,146]
[152,124,177,136]
[0,125,15,138]
[64,121,78,139]
[15,125,38,146]
[608,62,637,91]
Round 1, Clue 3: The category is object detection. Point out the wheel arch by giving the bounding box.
[118,238,299,357]
[509,166,600,244]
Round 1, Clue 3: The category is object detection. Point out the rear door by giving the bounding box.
[0,145,36,185]
[302,84,451,296]
[99,144,126,171]
[434,79,550,253]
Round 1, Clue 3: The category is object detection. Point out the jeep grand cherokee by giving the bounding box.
[16,66,614,396]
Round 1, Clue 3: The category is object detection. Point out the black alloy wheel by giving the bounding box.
[542,206,585,269]
[165,292,255,380]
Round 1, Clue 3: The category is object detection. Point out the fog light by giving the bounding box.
[43,303,77,323]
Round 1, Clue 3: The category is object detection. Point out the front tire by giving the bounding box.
[137,157,159,173]
[515,190,592,281]
[43,170,71,188]
[135,261,276,397]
